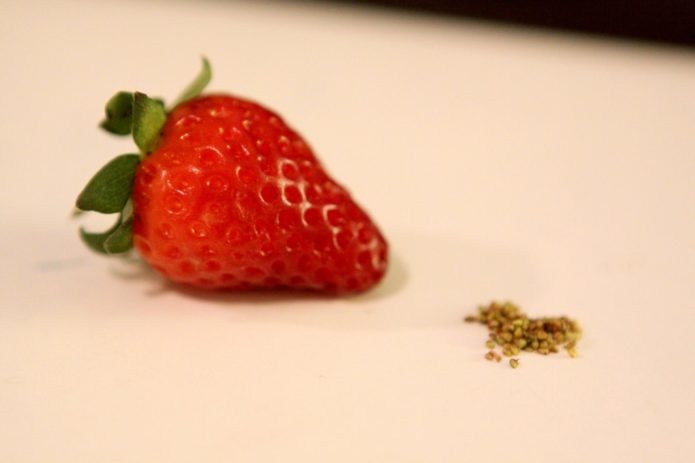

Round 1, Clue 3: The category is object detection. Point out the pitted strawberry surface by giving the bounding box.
[132,95,387,292]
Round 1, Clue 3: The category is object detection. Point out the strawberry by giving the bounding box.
[75,59,388,293]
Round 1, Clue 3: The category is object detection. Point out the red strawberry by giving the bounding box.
[75,59,388,293]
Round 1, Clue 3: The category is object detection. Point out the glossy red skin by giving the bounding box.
[131,94,388,293]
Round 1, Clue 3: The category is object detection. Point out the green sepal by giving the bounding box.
[132,92,167,154]
[76,154,140,214]
[100,91,134,135]
[173,57,212,108]
[103,216,134,254]
[79,214,133,255]
[79,218,122,254]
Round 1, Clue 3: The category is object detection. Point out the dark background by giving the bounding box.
[318,0,695,47]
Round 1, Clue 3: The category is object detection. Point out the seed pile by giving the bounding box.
[464,301,582,369]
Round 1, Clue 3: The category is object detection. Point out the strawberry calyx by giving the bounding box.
[75,57,212,254]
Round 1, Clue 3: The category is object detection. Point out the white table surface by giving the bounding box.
[1,0,694,461]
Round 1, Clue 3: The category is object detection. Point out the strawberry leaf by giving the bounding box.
[100,92,134,135]
[173,57,212,107]
[133,92,167,154]
[103,216,134,254]
[79,218,122,254]
[79,214,133,255]
[76,154,140,213]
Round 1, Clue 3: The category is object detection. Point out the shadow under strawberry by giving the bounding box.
[108,249,407,304]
